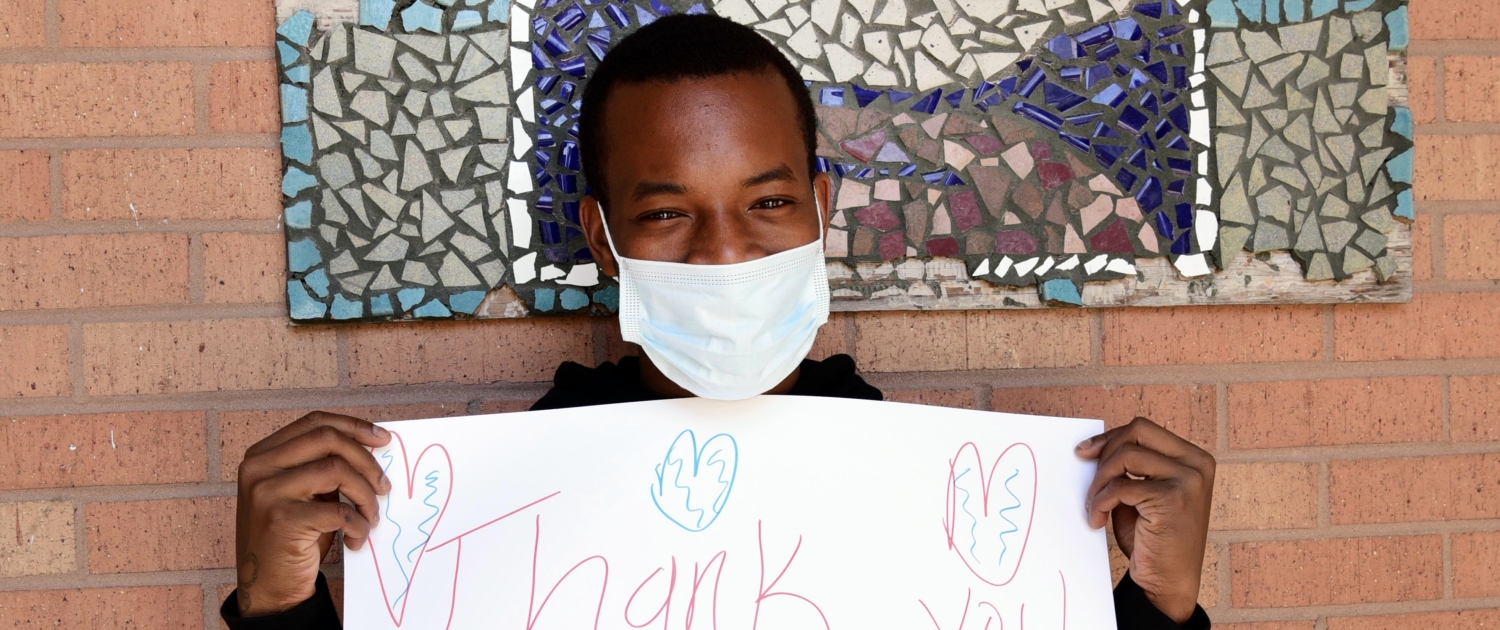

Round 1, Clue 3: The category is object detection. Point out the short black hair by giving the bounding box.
[578,13,819,206]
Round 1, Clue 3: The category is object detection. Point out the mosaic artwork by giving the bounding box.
[272,0,1412,321]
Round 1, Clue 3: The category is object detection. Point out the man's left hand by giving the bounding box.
[1077,417,1215,624]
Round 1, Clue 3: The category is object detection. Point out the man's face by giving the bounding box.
[580,70,831,271]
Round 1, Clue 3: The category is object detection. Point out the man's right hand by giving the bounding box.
[234,412,392,617]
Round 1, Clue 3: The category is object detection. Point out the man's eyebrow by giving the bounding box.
[631,180,688,201]
[741,165,797,188]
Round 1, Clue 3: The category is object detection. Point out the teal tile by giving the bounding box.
[1040,278,1082,306]
[398,287,426,311]
[488,0,510,22]
[401,1,444,32]
[448,290,485,314]
[277,10,315,46]
[1394,189,1414,220]
[1391,106,1413,140]
[414,299,452,317]
[331,294,364,320]
[533,288,556,312]
[285,64,310,84]
[592,285,620,312]
[1284,0,1304,21]
[288,281,327,319]
[282,167,317,197]
[1344,0,1377,10]
[287,238,321,273]
[1310,0,1336,17]
[281,124,313,165]
[370,294,395,316]
[1236,0,1263,22]
[560,288,589,310]
[277,41,301,67]
[1387,148,1413,184]
[285,200,313,229]
[304,268,330,298]
[1207,0,1239,26]
[280,84,308,123]
[360,0,397,30]
[1386,6,1408,51]
[453,10,483,30]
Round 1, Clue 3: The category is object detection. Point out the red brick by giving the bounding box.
[1230,536,1443,607]
[852,311,968,372]
[1415,135,1500,202]
[0,502,75,577]
[478,399,540,414]
[1406,56,1437,125]
[210,60,279,134]
[347,318,593,387]
[0,233,190,310]
[0,324,70,398]
[83,318,338,395]
[218,404,469,481]
[64,148,280,221]
[1411,213,1432,281]
[0,411,206,490]
[1212,462,1319,530]
[1444,57,1500,123]
[808,312,850,361]
[1453,375,1500,441]
[884,389,977,409]
[966,309,1091,369]
[0,585,203,627]
[204,232,285,304]
[59,0,274,47]
[1217,624,1316,630]
[0,0,45,47]
[1454,532,1500,598]
[1411,1,1500,40]
[1444,214,1500,280]
[1335,292,1500,361]
[1103,305,1323,366]
[86,496,234,572]
[1330,454,1500,524]
[991,384,1217,450]
[0,63,194,138]
[1329,609,1500,630]
[0,151,49,222]
[1227,377,1442,449]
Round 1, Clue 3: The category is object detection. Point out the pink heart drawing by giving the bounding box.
[367,432,454,627]
[944,442,1038,587]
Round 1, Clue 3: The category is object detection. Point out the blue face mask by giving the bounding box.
[601,199,830,400]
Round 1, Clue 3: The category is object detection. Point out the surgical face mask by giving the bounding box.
[600,198,830,400]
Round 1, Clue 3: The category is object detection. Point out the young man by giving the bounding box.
[225,14,1215,629]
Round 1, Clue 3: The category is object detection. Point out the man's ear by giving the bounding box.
[813,171,833,237]
[579,195,618,278]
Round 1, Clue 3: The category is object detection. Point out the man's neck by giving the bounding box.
[637,351,802,399]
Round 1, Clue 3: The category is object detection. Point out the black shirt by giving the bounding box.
[222,355,1210,629]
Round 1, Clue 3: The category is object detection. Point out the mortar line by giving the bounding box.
[0,302,288,326]
[43,0,59,48]
[1412,200,1500,214]
[1316,460,1331,529]
[0,219,281,238]
[47,149,63,221]
[187,232,205,304]
[1415,121,1500,135]
[1207,519,1500,543]
[0,381,555,418]
[0,482,238,505]
[975,383,992,411]
[0,568,239,592]
[1,47,275,63]
[203,580,222,630]
[0,135,279,152]
[1443,532,1454,599]
[1409,40,1500,56]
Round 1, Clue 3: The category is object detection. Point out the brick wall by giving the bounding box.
[0,1,1496,628]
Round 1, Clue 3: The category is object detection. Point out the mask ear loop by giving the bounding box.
[596,203,626,278]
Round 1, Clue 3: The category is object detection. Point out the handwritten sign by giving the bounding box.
[344,396,1116,629]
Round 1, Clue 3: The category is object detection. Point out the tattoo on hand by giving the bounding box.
[239,552,259,591]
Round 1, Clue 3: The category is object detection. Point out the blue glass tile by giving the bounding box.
[1094,122,1121,139]
[1095,41,1121,61]
[853,167,874,179]
[976,92,1001,111]
[401,1,444,32]
[1040,278,1082,306]
[897,164,918,176]
[397,287,426,311]
[540,98,565,115]
[414,299,452,318]
[280,84,308,123]
[1140,91,1159,115]
[1043,82,1086,111]
[974,81,995,99]
[1017,58,1033,72]
[277,10,315,46]
[532,15,549,35]
[1145,61,1169,84]
[490,0,511,21]
[281,124,313,164]
[1137,176,1164,212]
[1133,3,1161,19]
[921,169,946,184]
[944,90,965,108]
[1166,0,1179,15]
[1085,63,1111,89]
[558,174,578,194]
[534,288,556,312]
[1139,132,1157,150]
[277,42,301,67]
[593,285,620,311]
[820,86,845,106]
[1167,178,1186,195]
[1168,104,1190,132]
[1387,148,1414,184]
[1395,189,1414,220]
[1012,101,1062,131]
[544,247,569,262]
[1127,148,1148,170]
[1129,68,1151,89]
[285,65,310,84]
[1133,43,1152,64]
[649,0,671,14]
[815,156,831,173]
[282,167,317,197]
[942,171,965,186]
[1170,231,1192,255]
[369,294,394,316]
[1060,67,1082,82]
[573,247,593,261]
[832,163,853,177]
[1115,167,1139,191]
[1096,143,1126,167]
[1154,118,1173,139]
[331,294,363,320]
[1113,16,1143,39]
[1018,71,1045,97]
[606,3,629,26]
[304,269,330,298]
[1119,106,1149,134]
[287,281,326,319]
[558,55,586,76]
[285,200,312,229]
[853,84,882,107]
[563,200,580,223]
[1176,203,1194,229]
[1078,24,1113,47]
[1047,34,1083,60]
[1092,83,1127,107]
[560,288,589,310]
[453,10,483,30]
[1173,65,1189,89]
[543,29,570,56]
[997,77,1017,99]
[287,238,321,273]
[556,3,587,29]
[360,0,397,29]
[685,3,707,13]
[1167,135,1190,150]
[635,5,657,25]
[448,291,485,314]
[560,141,580,170]
[533,148,552,168]
[1154,210,1174,238]
[532,43,553,69]
[1066,112,1102,127]
[540,219,562,244]
[911,89,942,114]
[1157,43,1185,57]
[586,9,605,27]
[586,31,609,59]
[1060,133,1091,152]
[1168,157,1192,175]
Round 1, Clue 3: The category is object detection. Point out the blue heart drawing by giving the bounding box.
[651,430,739,532]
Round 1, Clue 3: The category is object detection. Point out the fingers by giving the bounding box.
[246,425,392,497]
[248,411,390,458]
[274,500,374,551]
[1077,417,1211,471]
[1086,442,1197,507]
[1087,477,1173,529]
[258,457,383,526]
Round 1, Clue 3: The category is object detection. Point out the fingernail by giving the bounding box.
[380,474,392,493]
[372,425,389,438]
[1076,437,1093,450]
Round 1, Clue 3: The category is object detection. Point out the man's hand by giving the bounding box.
[1076,417,1215,624]
[234,412,392,617]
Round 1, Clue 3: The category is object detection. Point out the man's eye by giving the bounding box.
[641,210,680,221]
[754,198,790,210]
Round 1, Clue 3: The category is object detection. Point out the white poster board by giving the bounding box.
[344,396,1117,629]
